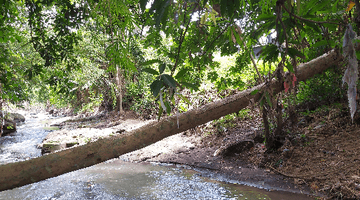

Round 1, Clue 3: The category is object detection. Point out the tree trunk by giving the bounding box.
[0,83,3,137]
[0,48,343,191]
[116,65,123,113]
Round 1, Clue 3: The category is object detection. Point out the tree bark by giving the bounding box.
[115,65,123,113]
[0,48,343,191]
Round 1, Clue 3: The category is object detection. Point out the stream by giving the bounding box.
[0,112,315,200]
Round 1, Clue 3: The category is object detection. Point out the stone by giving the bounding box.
[8,113,25,123]
[41,142,65,154]
[1,119,17,136]
[0,112,26,136]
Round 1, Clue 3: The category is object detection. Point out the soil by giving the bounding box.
[41,101,360,199]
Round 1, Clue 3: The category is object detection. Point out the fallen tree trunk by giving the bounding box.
[0,48,343,191]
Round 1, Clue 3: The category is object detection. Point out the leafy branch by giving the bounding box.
[171,3,199,75]
[282,5,344,26]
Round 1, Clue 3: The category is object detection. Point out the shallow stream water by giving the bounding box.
[0,112,315,200]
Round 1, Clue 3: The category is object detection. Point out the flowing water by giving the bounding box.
[0,112,315,200]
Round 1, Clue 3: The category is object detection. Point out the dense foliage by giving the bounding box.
[0,0,359,146]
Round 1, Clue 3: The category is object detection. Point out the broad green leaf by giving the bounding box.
[287,48,305,59]
[150,80,163,97]
[332,0,340,13]
[159,63,166,74]
[356,51,360,60]
[141,59,162,66]
[303,20,321,33]
[312,40,329,48]
[180,82,199,90]
[256,13,276,21]
[308,0,332,15]
[260,44,279,61]
[142,68,159,75]
[139,0,147,11]
[161,74,177,88]
[250,89,259,95]
[259,94,265,107]
[175,68,187,80]
[285,63,295,73]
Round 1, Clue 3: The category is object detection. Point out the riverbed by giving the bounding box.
[0,112,315,199]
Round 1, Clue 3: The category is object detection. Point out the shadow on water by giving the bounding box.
[0,159,314,200]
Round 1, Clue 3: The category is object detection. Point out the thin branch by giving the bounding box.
[171,3,198,75]
[282,5,343,26]
[203,14,235,55]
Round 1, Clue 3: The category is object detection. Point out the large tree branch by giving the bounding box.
[0,47,346,191]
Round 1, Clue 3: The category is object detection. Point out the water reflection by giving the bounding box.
[0,160,314,200]
[0,113,315,200]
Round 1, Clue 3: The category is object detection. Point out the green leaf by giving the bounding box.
[157,104,163,120]
[312,40,329,48]
[200,12,208,27]
[250,89,259,95]
[180,82,199,90]
[140,0,147,11]
[150,80,163,97]
[356,51,360,60]
[260,44,279,61]
[141,59,162,66]
[287,48,305,59]
[303,20,321,33]
[164,101,171,114]
[256,13,276,21]
[210,9,217,25]
[232,26,243,45]
[142,68,159,75]
[285,63,295,73]
[159,63,166,74]
[307,0,331,15]
[161,74,177,88]
[259,94,265,107]
[175,69,187,80]
[265,92,272,107]
[332,0,340,14]
[178,94,191,105]
[154,0,171,28]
